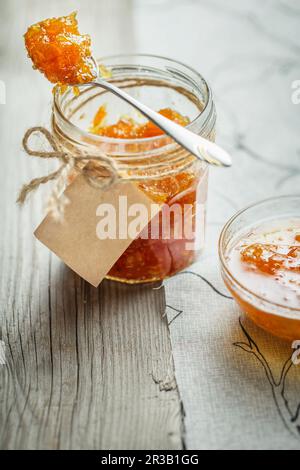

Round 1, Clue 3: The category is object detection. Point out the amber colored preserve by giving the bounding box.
[24,12,95,85]
[221,213,300,340]
[90,106,190,138]
[23,13,214,283]
[89,106,205,282]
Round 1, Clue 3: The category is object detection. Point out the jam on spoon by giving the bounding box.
[24,12,96,85]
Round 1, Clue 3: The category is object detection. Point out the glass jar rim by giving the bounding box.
[218,194,300,316]
[52,53,215,152]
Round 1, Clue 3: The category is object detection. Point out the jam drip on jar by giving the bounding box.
[24,12,96,85]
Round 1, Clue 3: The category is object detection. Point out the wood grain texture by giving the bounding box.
[0,0,182,450]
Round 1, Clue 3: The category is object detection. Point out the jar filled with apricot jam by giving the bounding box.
[52,55,216,283]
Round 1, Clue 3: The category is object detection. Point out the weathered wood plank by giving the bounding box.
[0,0,183,450]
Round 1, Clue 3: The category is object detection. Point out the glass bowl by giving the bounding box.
[219,195,300,341]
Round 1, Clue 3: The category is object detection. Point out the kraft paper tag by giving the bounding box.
[35,174,161,287]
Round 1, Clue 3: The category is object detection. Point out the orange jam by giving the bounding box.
[241,242,300,275]
[90,106,205,282]
[24,12,95,85]
[90,106,190,138]
[226,219,300,339]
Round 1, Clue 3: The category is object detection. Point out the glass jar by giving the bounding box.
[52,54,216,283]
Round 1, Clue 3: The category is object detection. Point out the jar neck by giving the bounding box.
[52,55,216,173]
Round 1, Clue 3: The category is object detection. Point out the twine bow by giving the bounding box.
[17,127,120,220]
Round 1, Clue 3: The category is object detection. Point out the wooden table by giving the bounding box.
[1,0,299,450]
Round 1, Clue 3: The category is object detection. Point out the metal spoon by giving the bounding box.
[83,59,232,167]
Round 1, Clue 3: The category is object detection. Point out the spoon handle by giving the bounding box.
[94,78,231,167]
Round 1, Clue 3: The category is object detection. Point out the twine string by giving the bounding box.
[17,127,120,218]
[17,126,195,220]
